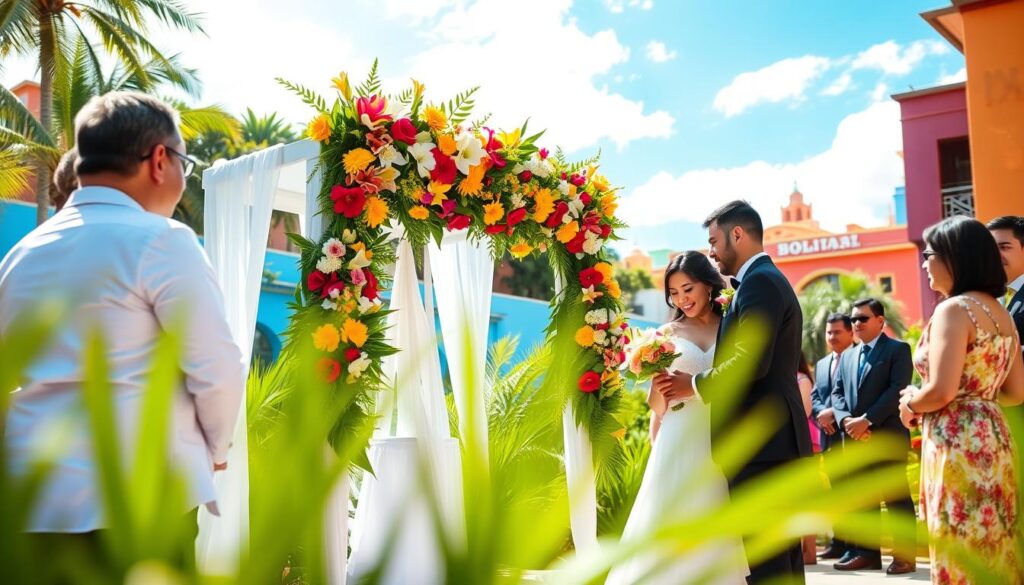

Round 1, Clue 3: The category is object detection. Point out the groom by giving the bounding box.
[657,200,811,583]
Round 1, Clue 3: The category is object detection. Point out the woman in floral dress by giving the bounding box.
[899,216,1024,584]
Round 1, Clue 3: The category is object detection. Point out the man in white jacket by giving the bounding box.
[0,92,244,570]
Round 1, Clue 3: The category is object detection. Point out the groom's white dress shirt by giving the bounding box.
[0,186,244,532]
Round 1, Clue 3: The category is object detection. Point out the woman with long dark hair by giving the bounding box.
[608,251,748,585]
[899,216,1024,583]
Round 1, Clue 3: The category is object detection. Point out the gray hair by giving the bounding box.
[74,91,180,176]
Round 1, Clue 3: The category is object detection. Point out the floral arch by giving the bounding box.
[280,62,631,467]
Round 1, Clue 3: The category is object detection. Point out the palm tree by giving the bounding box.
[0,83,58,198]
[799,272,909,363]
[240,108,296,146]
[0,0,204,224]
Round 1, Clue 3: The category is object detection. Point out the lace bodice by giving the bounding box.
[664,321,716,376]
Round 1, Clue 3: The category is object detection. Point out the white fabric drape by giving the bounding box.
[555,272,599,556]
[197,145,283,573]
[428,234,493,460]
[348,239,464,584]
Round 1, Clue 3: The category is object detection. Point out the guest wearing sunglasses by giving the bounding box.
[830,298,916,574]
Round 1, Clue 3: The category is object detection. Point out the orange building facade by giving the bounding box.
[624,189,926,326]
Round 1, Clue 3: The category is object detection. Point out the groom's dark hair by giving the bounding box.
[703,200,763,242]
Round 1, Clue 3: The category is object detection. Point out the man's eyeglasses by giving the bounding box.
[140,145,197,178]
[850,316,872,324]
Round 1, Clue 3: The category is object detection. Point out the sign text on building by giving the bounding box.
[776,234,861,257]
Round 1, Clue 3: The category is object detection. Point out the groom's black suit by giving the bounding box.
[695,254,812,583]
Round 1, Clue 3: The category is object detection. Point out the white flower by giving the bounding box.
[454,130,487,175]
[585,308,610,325]
[408,142,437,179]
[567,198,585,218]
[322,238,346,259]
[593,329,608,346]
[329,287,342,300]
[415,131,433,143]
[541,227,554,238]
[348,249,371,270]
[316,255,343,274]
[358,296,383,314]
[321,299,337,311]
[378,144,408,168]
[582,231,604,255]
[348,352,371,378]
[558,180,570,196]
[510,192,526,209]
[530,156,554,178]
[342,229,357,244]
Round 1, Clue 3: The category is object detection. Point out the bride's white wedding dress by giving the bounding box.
[607,322,749,585]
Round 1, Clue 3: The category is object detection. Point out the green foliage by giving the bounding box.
[276,78,329,114]
[442,86,480,126]
[355,58,382,98]
[613,266,655,312]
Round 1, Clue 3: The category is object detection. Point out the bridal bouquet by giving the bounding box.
[622,326,680,382]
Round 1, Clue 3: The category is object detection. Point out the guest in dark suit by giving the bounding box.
[987,216,1024,342]
[655,200,812,583]
[810,312,855,559]
[830,298,916,575]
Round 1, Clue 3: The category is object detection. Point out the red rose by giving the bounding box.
[344,347,362,363]
[430,149,457,184]
[599,223,612,238]
[545,201,570,228]
[565,230,587,254]
[569,173,586,187]
[579,267,604,288]
[506,207,527,227]
[317,358,342,383]
[447,214,471,231]
[323,280,346,300]
[331,185,367,218]
[485,224,507,234]
[308,270,328,293]
[580,193,592,206]
[390,118,417,145]
[362,268,379,300]
[519,171,533,182]
[578,371,601,393]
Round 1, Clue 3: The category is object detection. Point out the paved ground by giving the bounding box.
[807,556,931,584]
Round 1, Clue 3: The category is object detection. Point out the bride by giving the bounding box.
[607,251,748,585]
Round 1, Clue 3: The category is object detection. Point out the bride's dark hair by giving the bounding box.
[663,251,726,321]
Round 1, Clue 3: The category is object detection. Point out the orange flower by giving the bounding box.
[422,106,447,131]
[591,174,610,193]
[312,324,340,352]
[606,279,622,299]
[532,188,555,222]
[341,318,369,348]
[307,114,332,143]
[350,242,373,260]
[510,242,533,258]
[611,427,627,440]
[599,193,618,218]
[575,326,596,347]
[426,181,451,205]
[593,262,613,282]
[343,148,375,175]
[556,220,580,244]
[365,196,389,228]
[457,164,485,197]
[437,133,457,156]
[483,202,505,225]
[409,205,430,220]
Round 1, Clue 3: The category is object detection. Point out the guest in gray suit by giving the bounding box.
[810,312,855,559]
[830,298,916,575]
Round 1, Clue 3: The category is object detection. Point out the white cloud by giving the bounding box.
[821,72,853,96]
[713,56,831,118]
[851,40,948,76]
[871,82,889,102]
[938,67,967,85]
[645,40,677,63]
[604,0,653,13]
[618,98,905,233]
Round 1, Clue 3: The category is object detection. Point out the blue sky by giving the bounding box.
[1,0,964,253]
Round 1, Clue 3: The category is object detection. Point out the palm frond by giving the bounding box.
[0,85,55,148]
[276,78,328,114]
[177,104,241,142]
[0,147,32,198]
[129,0,205,34]
[443,86,479,126]
[355,58,381,97]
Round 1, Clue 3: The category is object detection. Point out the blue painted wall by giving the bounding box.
[2,200,658,368]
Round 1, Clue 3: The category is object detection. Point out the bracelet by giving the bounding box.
[906,397,918,415]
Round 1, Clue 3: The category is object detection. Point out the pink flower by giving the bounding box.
[539,148,549,160]
[350,269,367,287]
[390,118,417,145]
[356,95,392,127]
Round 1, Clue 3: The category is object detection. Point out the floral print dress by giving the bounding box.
[914,295,1022,584]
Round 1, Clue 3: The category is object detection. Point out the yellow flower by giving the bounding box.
[427,181,451,205]
[591,174,610,193]
[556,220,580,244]
[483,202,505,226]
[498,128,521,148]
[410,187,426,201]
[343,148,375,175]
[341,318,369,348]
[365,196,389,228]
[313,324,340,352]
[409,205,430,220]
[510,242,533,259]
[582,286,604,304]
[436,133,457,156]
[599,194,618,218]
[307,114,332,143]
[532,188,555,222]
[575,326,596,347]
[611,427,627,440]
[411,78,426,99]
[457,164,485,197]
[606,279,622,299]
[350,242,373,260]
[340,299,358,315]
[331,72,352,101]
[422,106,447,131]
[593,262,613,282]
